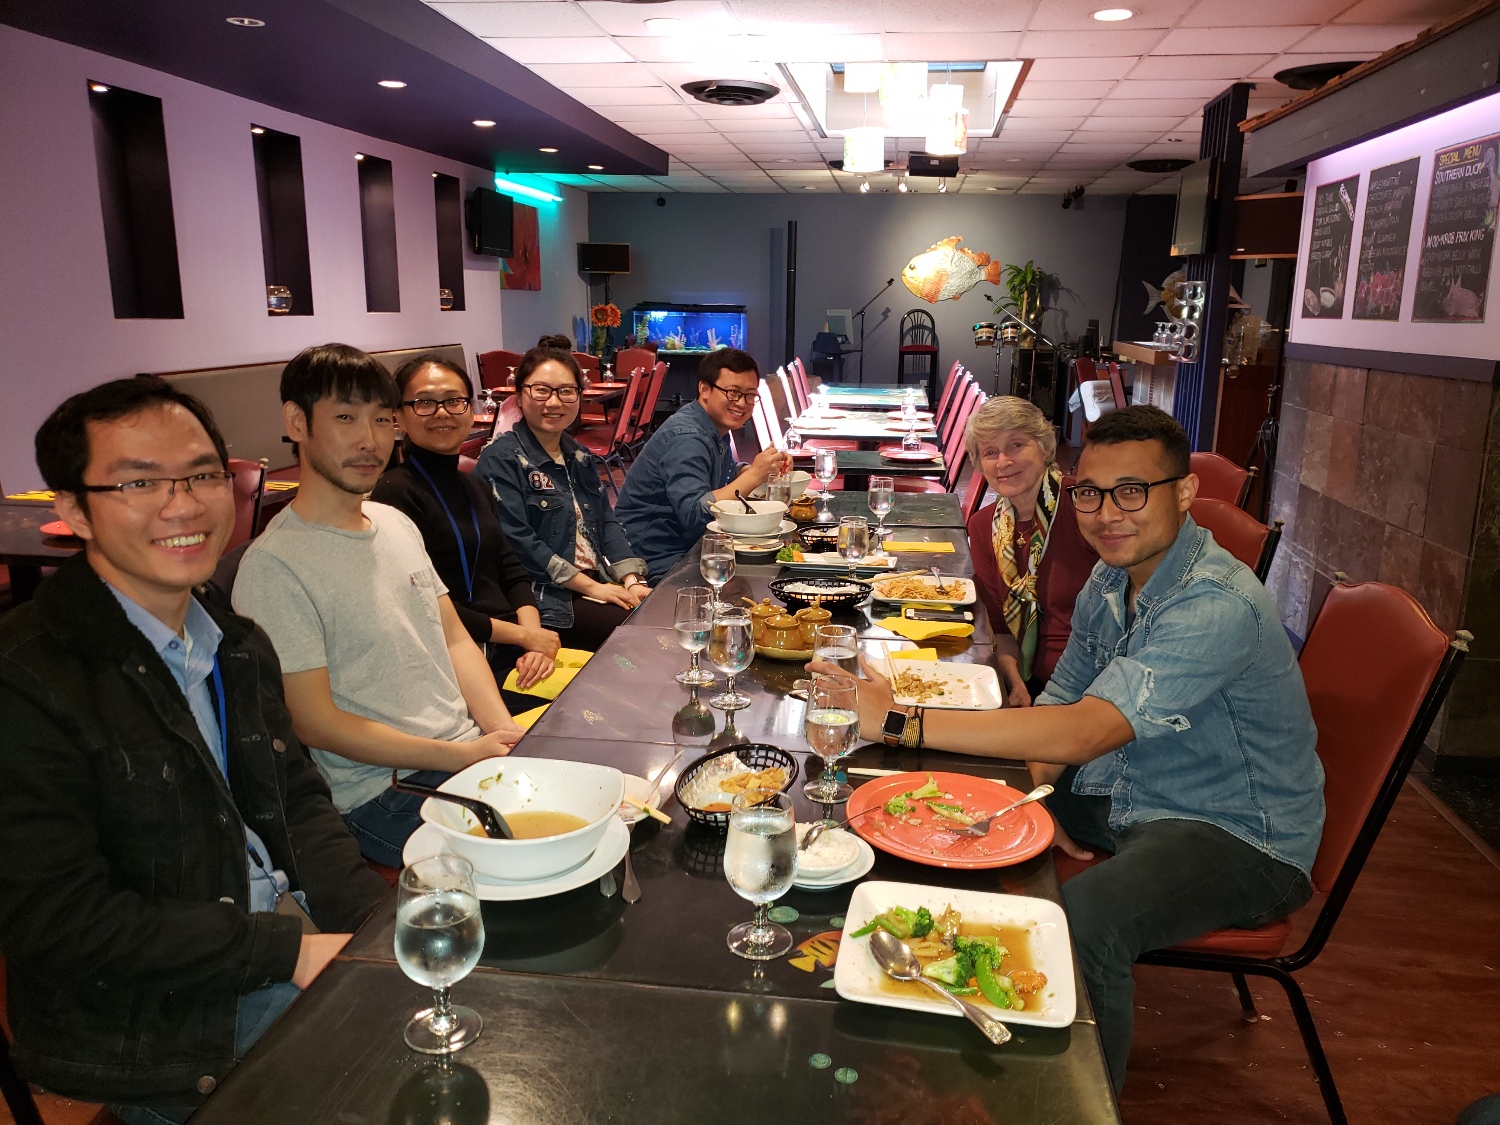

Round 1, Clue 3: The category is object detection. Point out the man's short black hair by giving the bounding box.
[698,347,758,388]
[280,343,399,432]
[35,377,229,506]
[392,353,473,401]
[1083,405,1191,477]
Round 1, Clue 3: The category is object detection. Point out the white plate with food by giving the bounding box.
[887,662,1002,711]
[402,818,629,902]
[779,550,897,571]
[793,825,876,889]
[870,575,977,606]
[706,519,796,539]
[834,880,1076,1028]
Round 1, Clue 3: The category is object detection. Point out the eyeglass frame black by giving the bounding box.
[1067,475,1185,513]
[78,470,236,499]
[520,384,582,403]
[706,382,761,407]
[400,396,473,417]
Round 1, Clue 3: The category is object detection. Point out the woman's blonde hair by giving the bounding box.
[964,395,1057,468]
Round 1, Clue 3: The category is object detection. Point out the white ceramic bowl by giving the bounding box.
[708,499,788,537]
[419,757,625,882]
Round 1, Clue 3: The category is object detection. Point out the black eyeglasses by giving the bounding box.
[1068,476,1184,514]
[79,471,235,504]
[522,384,581,403]
[402,396,472,417]
[709,383,760,407]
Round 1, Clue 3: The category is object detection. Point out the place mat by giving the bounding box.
[888,648,938,662]
[882,541,956,553]
[501,647,593,700]
[5,490,55,502]
[263,480,300,492]
[879,616,974,641]
[513,704,549,730]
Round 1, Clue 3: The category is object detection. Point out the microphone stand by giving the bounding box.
[854,278,895,384]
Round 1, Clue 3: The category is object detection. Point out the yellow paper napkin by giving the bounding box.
[879,617,975,642]
[882,541,956,553]
[889,648,939,662]
[513,704,550,730]
[502,647,593,700]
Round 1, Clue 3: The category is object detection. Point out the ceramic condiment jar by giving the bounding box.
[794,604,832,646]
[744,598,781,644]
[760,612,806,653]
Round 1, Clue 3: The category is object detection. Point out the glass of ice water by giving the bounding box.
[708,605,754,712]
[838,516,869,579]
[700,533,735,608]
[812,624,859,674]
[868,475,894,542]
[724,790,797,960]
[803,675,859,805]
[675,586,716,686]
[395,854,485,1054]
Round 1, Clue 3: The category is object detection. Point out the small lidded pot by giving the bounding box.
[760,612,806,653]
[794,604,832,646]
[744,598,781,644]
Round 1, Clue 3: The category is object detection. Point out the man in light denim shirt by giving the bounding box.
[615,347,787,579]
[820,406,1323,1092]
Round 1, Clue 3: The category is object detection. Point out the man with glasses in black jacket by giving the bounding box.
[0,377,387,1123]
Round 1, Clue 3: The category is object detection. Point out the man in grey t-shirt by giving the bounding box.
[232,345,522,865]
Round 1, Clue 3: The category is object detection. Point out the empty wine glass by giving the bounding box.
[723,790,796,960]
[813,448,838,521]
[675,586,716,686]
[901,415,922,452]
[395,854,484,1054]
[700,533,735,608]
[803,675,859,805]
[708,605,753,712]
[868,476,894,542]
[838,516,869,579]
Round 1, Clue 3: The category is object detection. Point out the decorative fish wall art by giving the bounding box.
[901,236,1004,303]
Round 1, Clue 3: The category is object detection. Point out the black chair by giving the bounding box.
[898,310,939,403]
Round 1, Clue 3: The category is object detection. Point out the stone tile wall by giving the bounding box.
[1267,359,1498,765]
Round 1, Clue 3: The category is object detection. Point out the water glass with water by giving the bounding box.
[674,586,716,686]
[708,605,754,711]
[803,675,859,805]
[723,790,797,960]
[395,854,485,1054]
[813,448,838,519]
[838,516,869,579]
[868,475,894,541]
[812,624,859,674]
[700,533,735,607]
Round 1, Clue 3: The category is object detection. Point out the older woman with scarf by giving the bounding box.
[965,397,1098,707]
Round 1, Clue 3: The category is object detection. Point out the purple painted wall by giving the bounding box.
[0,24,588,490]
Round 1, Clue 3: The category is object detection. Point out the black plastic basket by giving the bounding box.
[796,525,840,552]
[674,743,800,831]
[769,575,872,613]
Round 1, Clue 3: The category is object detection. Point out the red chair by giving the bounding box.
[458,455,477,475]
[1191,451,1256,509]
[611,348,654,385]
[571,351,600,376]
[226,457,266,548]
[893,384,983,494]
[933,361,964,422]
[935,371,975,450]
[1136,581,1470,1125]
[476,349,524,390]
[576,366,644,497]
[1190,497,1282,581]
[788,358,812,413]
[771,372,856,453]
[961,465,990,523]
[629,361,668,448]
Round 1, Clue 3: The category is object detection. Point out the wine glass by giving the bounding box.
[813,448,838,521]
[812,624,859,674]
[837,516,869,579]
[868,476,894,542]
[723,790,796,960]
[803,675,859,805]
[901,415,922,452]
[708,605,754,712]
[674,587,716,686]
[395,854,485,1054]
[700,533,735,608]
[902,387,917,423]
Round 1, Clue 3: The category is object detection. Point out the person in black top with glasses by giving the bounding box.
[371,354,556,712]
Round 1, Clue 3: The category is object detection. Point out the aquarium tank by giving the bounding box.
[631,303,747,354]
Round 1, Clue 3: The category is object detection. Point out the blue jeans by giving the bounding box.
[110,981,301,1124]
[1460,1096,1500,1125]
[343,769,452,868]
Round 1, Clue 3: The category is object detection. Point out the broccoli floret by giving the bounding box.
[851,905,926,940]
[956,937,1018,1009]
[911,906,934,939]
[884,794,915,817]
[921,954,971,987]
[907,773,943,800]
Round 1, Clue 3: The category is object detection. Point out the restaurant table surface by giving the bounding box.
[0,501,81,600]
[817,383,929,410]
[793,414,938,442]
[819,490,966,527]
[794,449,946,479]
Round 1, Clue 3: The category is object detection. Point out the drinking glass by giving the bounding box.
[700,533,735,607]
[395,854,484,1054]
[902,387,917,422]
[803,675,859,805]
[838,516,869,579]
[901,417,922,452]
[812,624,859,674]
[674,587,716,686]
[765,478,792,507]
[708,605,754,712]
[868,476,894,542]
[813,448,839,520]
[723,790,797,960]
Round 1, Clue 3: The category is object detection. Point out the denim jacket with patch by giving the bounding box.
[1037,516,1325,875]
[475,424,647,630]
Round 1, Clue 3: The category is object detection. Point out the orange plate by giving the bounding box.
[40,519,76,537]
[846,772,1054,869]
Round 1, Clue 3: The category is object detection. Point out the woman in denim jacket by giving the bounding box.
[476,348,651,651]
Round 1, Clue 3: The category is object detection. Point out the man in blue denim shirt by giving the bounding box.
[615,348,787,579]
[821,407,1323,1092]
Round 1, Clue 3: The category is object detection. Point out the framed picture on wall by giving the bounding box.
[502,203,541,291]
[1412,132,1500,322]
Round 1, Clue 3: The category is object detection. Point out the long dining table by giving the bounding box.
[192,493,1120,1125]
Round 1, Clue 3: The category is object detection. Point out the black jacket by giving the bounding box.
[0,556,388,1106]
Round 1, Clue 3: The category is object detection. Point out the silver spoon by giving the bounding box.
[799,804,885,852]
[868,930,1012,1045]
[958,784,1054,838]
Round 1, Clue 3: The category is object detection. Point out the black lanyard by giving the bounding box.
[410,457,482,602]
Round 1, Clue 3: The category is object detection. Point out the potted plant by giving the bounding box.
[997,261,1058,349]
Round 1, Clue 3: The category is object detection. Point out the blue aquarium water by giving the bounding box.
[631,304,746,354]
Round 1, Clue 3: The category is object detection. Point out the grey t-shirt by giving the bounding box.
[232,502,479,813]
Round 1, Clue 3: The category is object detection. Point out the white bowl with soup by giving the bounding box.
[420,758,626,882]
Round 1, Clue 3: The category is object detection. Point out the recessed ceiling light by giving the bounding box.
[644,17,682,34]
[431,172,438,178]
[588,164,604,171]
[986,186,1000,191]
[538,147,559,153]
[1006,158,1022,162]
[1091,8,1134,20]
[802,185,816,190]
[89,83,109,93]
[378,80,407,89]
[225,16,265,27]
[472,119,496,128]
[355,153,365,161]
[251,126,265,134]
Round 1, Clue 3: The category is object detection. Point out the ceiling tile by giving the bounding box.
[1026,0,1195,30]
[1025,56,1139,80]
[1002,118,1085,134]
[691,101,797,119]
[1333,0,1473,22]
[1125,53,1274,79]
[1152,27,1317,55]
[1247,52,1378,78]
[1008,98,1100,116]
[1180,0,1349,25]
[645,61,782,86]
[880,0,1033,32]
[571,85,686,106]
[483,37,632,64]
[528,63,662,86]
[1023,80,1120,99]
[1295,24,1427,51]
[1018,29,1172,57]
[1110,78,1243,99]
[609,105,712,123]
[424,1,603,39]
[880,32,1024,59]
[577,1,733,37]
[725,0,886,35]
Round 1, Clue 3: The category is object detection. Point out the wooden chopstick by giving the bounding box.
[622,793,672,824]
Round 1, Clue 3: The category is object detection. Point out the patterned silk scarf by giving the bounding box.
[990,464,1063,681]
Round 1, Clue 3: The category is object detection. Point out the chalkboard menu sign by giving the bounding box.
[1352,157,1420,320]
[1301,175,1359,319]
[1413,132,1500,322]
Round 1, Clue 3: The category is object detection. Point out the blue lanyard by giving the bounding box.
[209,656,229,774]
[409,456,482,602]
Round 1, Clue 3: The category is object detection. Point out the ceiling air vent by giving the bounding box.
[682,80,780,106]
[1274,61,1362,90]
[1127,158,1194,174]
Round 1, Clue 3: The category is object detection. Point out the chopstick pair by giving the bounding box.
[622,793,672,824]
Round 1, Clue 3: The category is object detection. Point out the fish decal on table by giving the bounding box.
[788,931,842,973]
[901,237,1003,303]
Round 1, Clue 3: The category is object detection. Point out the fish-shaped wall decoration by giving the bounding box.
[1142,268,1188,320]
[901,237,1004,303]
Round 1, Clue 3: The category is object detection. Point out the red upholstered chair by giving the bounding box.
[1133,580,1470,1125]
[226,458,266,549]
[628,361,668,448]
[1190,497,1283,581]
[571,351,600,375]
[610,348,653,384]
[770,372,856,453]
[458,455,477,475]
[1191,450,1256,509]
[961,465,990,523]
[892,384,983,494]
[476,349,524,390]
[576,366,644,497]
[788,358,812,412]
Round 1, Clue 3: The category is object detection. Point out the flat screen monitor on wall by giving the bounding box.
[578,242,631,274]
[1171,158,1215,257]
[467,187,512,257]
